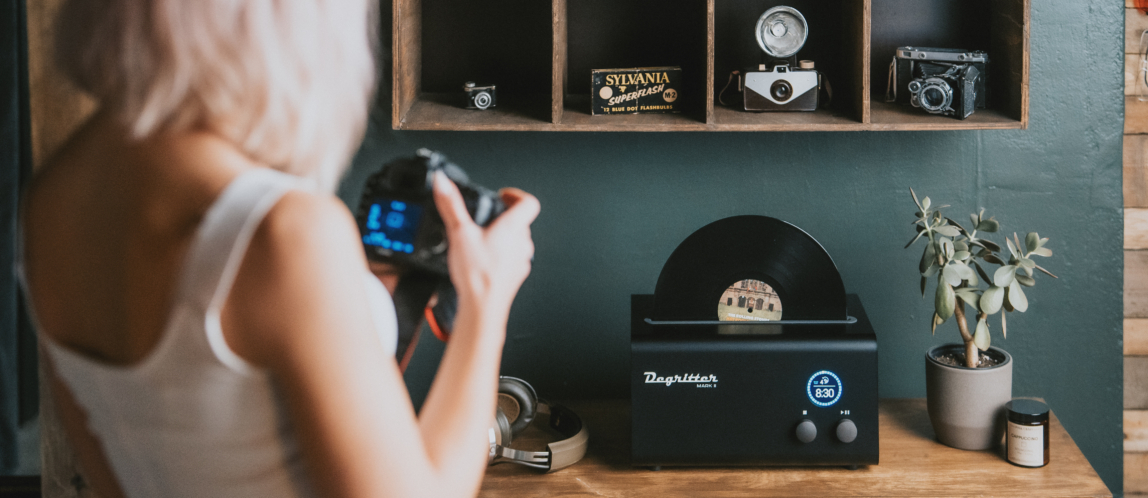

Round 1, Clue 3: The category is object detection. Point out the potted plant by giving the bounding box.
[906,189,1056,450]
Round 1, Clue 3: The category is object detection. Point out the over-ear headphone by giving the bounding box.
[488,376,589,472]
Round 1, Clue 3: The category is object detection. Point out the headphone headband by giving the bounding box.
[489,379,589,473]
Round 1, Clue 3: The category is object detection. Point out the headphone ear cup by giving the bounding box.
[493,408,513,448]
[497,377,538,438]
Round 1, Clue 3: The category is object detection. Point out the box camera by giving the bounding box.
[356,149,505,276]
[888,47,987,119]
[744,63,820,112]
[464,81,497,110]
[740,6,820,112]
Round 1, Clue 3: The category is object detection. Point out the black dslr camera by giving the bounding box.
[356,149,505,276]
[888,47,988,119]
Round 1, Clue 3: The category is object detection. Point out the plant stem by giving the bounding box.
[953,298,979,368]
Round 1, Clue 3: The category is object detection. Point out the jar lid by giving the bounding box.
[1006,399,1050,424]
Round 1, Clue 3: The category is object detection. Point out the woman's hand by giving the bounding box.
[432,172,539,316]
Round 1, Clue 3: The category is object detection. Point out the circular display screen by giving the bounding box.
[717,279,782,322]
[806,370,843,407]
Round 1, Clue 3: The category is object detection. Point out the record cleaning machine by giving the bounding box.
[630,216,879,468]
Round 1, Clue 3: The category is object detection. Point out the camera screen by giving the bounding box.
[361,198,423,254]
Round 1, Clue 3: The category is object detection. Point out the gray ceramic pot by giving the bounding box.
[924,344,1013,450]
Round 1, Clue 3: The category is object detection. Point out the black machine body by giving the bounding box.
[629,215,878,468]
[356,148,505,277]
[630,294,879,468]
[891,47,987,119]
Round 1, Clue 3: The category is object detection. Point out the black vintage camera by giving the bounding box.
[356,149,505,277]
[464,81,497,110]
[888,47,988,119]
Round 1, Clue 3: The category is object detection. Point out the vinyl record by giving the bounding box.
[652,215,846,321]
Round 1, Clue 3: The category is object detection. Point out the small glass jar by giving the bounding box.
[1005,399,1050,467]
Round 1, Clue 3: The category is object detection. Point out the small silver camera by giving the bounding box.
[464,81,496,110]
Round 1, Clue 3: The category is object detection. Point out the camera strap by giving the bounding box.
[392,270,442,371]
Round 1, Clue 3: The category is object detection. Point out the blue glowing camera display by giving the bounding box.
[806,370,842,407]
[361,199,423,254]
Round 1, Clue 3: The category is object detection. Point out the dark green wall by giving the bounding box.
[343,0,1125,493]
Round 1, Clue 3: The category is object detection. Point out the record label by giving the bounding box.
[717,279,782,322]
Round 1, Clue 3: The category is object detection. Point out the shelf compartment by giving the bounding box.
[869,0,1027,128]
[561,0,711,126]
[393,0,554,130]
[712,0,868,127]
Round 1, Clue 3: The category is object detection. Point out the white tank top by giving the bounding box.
[25,168,398,497]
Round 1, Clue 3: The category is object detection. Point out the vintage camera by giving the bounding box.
[888,47,988,119]
[464,81,497,110]
[356,149,505,276]
[741,6,820,112]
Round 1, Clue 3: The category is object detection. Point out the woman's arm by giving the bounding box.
[223,172,538,498]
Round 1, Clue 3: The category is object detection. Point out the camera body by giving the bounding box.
[891,47,987,119]
[464,81,497,110]
[356,149,505,276]
[743,63,820,112]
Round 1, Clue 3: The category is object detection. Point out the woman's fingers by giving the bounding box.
[432,172,473,234]
[493,188,540,231]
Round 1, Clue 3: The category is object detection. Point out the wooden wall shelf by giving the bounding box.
[393,0,1029,132]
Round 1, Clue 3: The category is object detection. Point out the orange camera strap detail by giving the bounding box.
[425,307,451,343]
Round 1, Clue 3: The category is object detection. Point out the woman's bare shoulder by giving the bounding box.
[222,186,375,366]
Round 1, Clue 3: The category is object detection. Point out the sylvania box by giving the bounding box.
[592,67,682,115]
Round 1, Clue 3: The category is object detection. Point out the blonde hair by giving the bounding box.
[55,0,377,192]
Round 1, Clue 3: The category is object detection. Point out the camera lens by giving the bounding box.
[770,80,793,101]
[922,88,946,109]
[474,91,492,110]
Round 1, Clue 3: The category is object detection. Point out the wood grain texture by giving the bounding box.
[1126,135,1148,207]
[1128,209,1148,249]
[551,0,566,124]
[391,0,421,128]
[1127,251,1148,318]
[27,1,101,497]
[858,0,871,124]
[1129,96,1148,134]
[1128,410,1148,452]
[26,0,95,167]
[1129,452,1148,494]
[1130,7,1148,54]
[479,399,1110,498]
[1129,319,1148,355]
[990,0,1029,126]
[705,0,714,125]
[392,0,1026,132]
[1128,357,1148,410]
[1127,53,1142,96]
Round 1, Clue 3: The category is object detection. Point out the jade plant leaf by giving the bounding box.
[994,265,1016,287]
[1016,274,1036,287]
[1025,232,1040,253]
[973,317,991,351]
[980,286,1005,315]
[955,289,981,312]
[936,282,955,320]
[920,244,936,273]
[1007,279,1029,312]
[942,265,963,287]
[934,225,961,238]
[977,219,1000,233]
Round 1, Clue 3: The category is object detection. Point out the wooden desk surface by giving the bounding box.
[479,399,1111,497]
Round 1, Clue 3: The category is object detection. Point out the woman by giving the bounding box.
[20,1,539,496]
